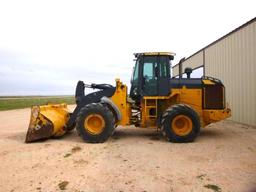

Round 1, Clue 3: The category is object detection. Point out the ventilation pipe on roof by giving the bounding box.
[185,67,193,79]
[178,57,185,79]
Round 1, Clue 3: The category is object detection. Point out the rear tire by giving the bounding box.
[161,104,200,143]
[76,103,115,143]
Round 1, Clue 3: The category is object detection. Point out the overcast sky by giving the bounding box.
[0,0,255,95]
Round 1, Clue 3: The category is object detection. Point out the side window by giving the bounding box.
[159,56,168,77]
[143,63,153,78]
[143,56,157,95]
[143,56,157,80]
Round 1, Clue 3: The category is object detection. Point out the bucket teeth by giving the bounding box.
[25,121,53,143]
[25,106,54,143]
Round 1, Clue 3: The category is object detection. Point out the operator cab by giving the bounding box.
[130,52,175,102]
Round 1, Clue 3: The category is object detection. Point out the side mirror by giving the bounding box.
[169,55,174,60]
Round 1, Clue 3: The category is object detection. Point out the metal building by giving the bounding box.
[172,17,256,126]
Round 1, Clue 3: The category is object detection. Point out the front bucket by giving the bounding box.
[25,104,70,143]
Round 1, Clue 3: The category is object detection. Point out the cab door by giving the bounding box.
[157,56,170,96]
[142,56,158,96]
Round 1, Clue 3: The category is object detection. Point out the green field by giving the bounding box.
[0,96,75,111]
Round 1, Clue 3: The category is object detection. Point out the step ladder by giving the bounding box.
[144,98,158,127]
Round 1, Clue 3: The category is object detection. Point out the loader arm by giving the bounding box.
[66,81,116,129]
[25,81,116,143]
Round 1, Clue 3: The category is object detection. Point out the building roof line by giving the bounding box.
[173,17,256,68]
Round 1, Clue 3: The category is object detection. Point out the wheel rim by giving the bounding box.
[84,114,105,135]
[171,115,193,136]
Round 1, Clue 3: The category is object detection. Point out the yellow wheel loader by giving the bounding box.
[25,52,231,143]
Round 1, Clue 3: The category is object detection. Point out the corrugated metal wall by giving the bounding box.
[172,64,179,77]
[205,21,256,126]
[172,19,256,126]
[183,51,204,72]
[172,51,204,77]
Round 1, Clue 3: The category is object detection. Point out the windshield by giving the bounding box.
[131,59,139,85]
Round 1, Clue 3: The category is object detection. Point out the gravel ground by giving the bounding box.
[0,107,255,192]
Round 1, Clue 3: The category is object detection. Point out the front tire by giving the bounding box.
[161,104,200,143]
[76,103,115,143]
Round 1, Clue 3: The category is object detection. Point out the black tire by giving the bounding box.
[76,103,115,143]
[161,104,200,143]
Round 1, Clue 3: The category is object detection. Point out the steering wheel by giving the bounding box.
[144,75,149,83]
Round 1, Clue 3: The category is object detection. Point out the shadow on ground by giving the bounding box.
[111,127,164,142]
[6,126,229,144]
[6,130,84,144]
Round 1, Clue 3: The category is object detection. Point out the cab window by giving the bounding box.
[131,60,139,85]
[142,56,157,95]
[159,56,168,77]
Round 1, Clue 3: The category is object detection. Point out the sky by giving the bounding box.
[0,0,255,96]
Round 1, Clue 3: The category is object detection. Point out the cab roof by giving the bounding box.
[134,52,176,58]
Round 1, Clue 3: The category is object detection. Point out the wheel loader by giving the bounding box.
[25,52,231,143]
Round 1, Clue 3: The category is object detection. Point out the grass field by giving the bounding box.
[0,96,75,111]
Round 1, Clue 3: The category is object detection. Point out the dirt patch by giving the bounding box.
[58,181,69,190]
[0,107,256,192]
[71,146,82,153]
[204,184,222,192]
